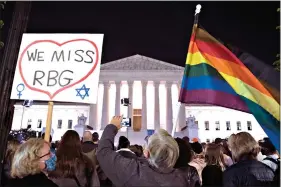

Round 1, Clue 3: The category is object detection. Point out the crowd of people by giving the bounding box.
[1,115,280,187]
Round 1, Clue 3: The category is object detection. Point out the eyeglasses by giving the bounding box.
[39,151,51,159]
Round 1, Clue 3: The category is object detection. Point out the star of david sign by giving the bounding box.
[76,84,90,100]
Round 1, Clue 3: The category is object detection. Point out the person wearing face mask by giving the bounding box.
[43,151,57,172]
[41,133,57,172]
[5,138,58,187]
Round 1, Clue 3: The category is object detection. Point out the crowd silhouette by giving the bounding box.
[1,115,280,187]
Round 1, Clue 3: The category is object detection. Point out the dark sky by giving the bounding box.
[26,1,280,67]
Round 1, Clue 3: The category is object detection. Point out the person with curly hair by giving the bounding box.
[5,138,58,187]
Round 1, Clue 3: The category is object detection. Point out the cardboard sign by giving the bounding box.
[10,34,104,104]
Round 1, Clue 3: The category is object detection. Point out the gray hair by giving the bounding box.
[146,129,179,169]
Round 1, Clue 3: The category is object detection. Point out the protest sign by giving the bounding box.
[10,34,104,104]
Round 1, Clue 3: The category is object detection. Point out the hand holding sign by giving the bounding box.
[11,34,104,104]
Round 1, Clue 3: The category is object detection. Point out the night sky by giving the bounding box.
[25,1,280,67]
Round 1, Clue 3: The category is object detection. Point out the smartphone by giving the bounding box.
[121,117,131,127]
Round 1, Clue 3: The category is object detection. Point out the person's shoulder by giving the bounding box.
[6,173,58,187]
[4,178,20,187]
[203,164,216,169]
[223,162,239,175]
[225,160,274,174]
[45,179,59,187]
[136,156,149,166]
[37,172,59,186]
[254,160,275,172]
[82,154,95,167]
[188,164,198,172]
[176,166,200,184]
[176,165,198,174]
[82,141,95,147]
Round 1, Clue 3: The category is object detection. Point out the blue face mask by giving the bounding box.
[45,153,57,171]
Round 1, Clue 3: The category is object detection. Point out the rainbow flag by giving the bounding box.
[179,24,280,150]
[229,46,280,104]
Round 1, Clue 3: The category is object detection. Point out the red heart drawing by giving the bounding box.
[18,39,99,100]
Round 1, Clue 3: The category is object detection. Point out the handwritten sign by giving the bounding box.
[10,34,104,104]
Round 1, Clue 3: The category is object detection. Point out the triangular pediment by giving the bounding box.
[101,54,184,71]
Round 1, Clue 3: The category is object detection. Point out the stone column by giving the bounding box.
[127,81,134,124]
[115,81,121,116]
[166,82,173,134]
[154,81,160,131]
[101,82,110,130]
[141,81,148,130]
[89,83,100,130]
[177,83,187,132]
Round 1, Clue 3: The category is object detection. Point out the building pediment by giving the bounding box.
[101,54,184,71]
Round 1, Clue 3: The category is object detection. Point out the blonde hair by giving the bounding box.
[228,132,260,162]
[147,129,179,168]
[11,138,46,178]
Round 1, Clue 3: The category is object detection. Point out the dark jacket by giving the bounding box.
[116,149,137,159]
[82,141,98,168]
[82,141,111,187]
[223,159,275,187]
[96,124,200,187]
[82,141,98,153]
[1,161,12,186]
[5,172,58,187]
[202,165,223,187]
[177,166,201,187]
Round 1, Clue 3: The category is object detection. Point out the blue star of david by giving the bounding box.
[76,84,90,100]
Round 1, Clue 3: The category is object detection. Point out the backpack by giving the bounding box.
[263,157,280,186]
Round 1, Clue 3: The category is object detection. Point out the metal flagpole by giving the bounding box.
[171,4,202,137]
[171,103,181,137]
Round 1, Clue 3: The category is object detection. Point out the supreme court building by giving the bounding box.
[11,55,267,144]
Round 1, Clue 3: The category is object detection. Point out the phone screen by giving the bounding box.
[121,118,131,127]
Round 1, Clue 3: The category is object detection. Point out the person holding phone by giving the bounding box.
[96,116,199,187]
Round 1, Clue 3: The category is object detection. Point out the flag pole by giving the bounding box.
[171,4,202,137]
[171,102,181,137]
[194,4,202,25]
[44,101,54,142]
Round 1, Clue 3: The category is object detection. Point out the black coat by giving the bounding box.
[223,159,275,187]
[82,141,98,153]
[97,124,200,187]
[5,172,58,187]
[202,165,223,187]
[1,162,12,186]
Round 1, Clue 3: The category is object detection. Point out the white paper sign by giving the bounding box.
[10,34,104,104]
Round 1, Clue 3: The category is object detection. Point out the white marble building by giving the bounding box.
[11,55,267,144]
